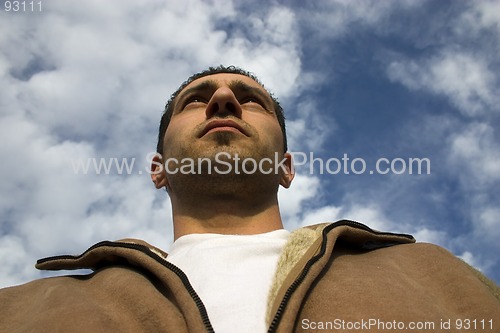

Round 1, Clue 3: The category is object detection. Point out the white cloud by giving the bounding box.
[213,6,302,99]
[458,251,482,271]
[299,205,343,227]
[477,207,500,242]
[458,0,500,37]
[286,99,336,152]
[0,235,35,288]
[387,51,498,116]
[298,0,420,39]
[411,228,447,245]
[278,174,321,227]
[0,0,308,288]
[339,204,394,232]
[448,122,500,187]
[457,250,496,278]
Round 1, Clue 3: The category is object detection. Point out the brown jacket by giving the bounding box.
[1,220,499,332]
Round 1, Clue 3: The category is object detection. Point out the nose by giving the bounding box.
[205,87,242,119]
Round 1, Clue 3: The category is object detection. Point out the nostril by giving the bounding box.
[205,87,243,118]
[207,101,240,118]
[225,102,238,114]
[208,103,220,116]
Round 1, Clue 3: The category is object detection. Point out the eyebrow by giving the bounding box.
[176,80,218,104]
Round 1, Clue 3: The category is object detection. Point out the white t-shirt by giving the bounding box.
[166,229,290,333]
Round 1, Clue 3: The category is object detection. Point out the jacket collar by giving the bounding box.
[35,220,414,333]
[36,220,413,272]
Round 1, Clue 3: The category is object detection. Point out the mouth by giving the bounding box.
[198,119,249,138]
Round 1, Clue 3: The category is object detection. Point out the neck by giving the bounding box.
[169,194,284,240]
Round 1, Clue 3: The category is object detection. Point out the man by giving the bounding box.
[0,66,499,332]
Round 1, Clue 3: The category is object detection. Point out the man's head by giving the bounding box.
[151,65,294,205]
[157,65,287,156]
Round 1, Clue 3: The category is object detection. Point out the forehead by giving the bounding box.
[179,73,268,95]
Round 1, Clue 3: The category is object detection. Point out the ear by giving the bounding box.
[150,153,169,190]
[279,152,294,189]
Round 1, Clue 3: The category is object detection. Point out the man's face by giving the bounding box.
[161,73,285,168]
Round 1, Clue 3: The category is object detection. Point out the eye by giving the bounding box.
[240,96,271,112]
[241,96,263,106]
[187,97,205,104]
[182,96,207,109]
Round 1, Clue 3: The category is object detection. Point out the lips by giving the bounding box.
[199,119,249,137]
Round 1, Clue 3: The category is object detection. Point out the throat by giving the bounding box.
[171,197,284,239]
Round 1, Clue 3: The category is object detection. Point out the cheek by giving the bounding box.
[164,114,199,140]
[251,115,284,146]
[162,115,200,154]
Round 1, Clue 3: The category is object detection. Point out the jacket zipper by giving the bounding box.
[38,241,215,333]
[266,219,413,333]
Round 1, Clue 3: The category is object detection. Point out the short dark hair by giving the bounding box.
[156,65,287,155]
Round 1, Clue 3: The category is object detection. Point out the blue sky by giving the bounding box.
[1,0,499,288]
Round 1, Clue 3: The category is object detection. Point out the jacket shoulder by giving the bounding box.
[401,242,500,299]
[0,266,189,332]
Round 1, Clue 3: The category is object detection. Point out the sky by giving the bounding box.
[0,0,499,288]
